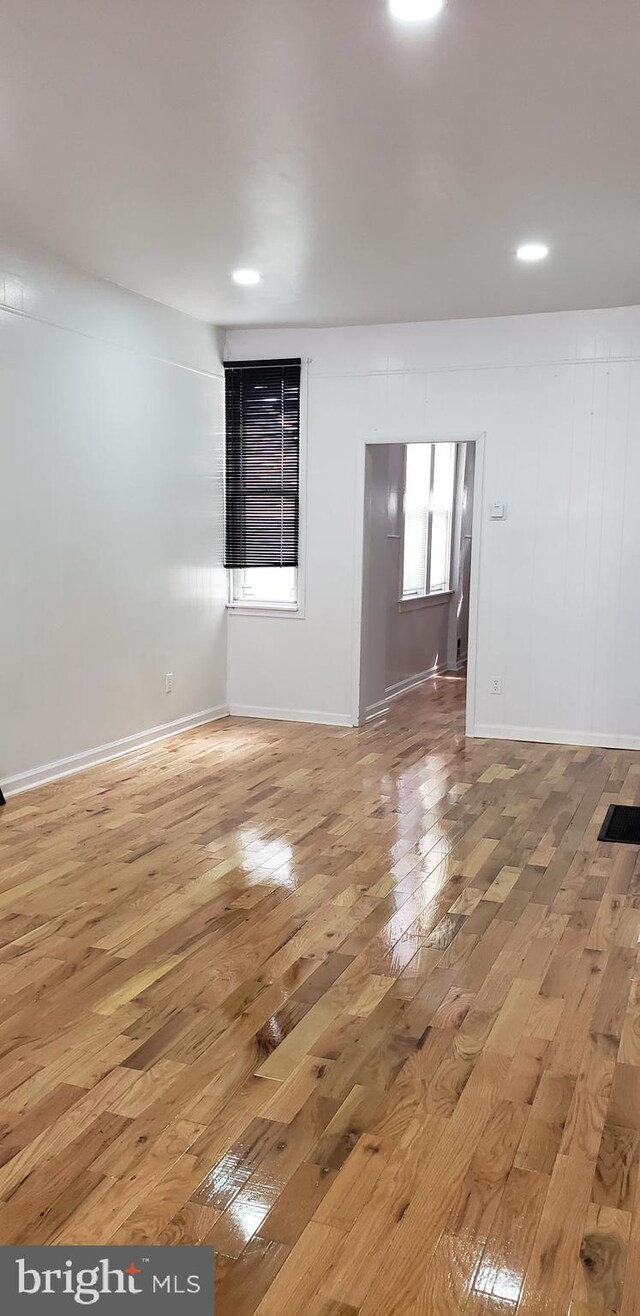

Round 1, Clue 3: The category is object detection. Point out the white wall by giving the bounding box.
[359,445,392,718]
[226,306,640,750]
[451,443,475,669]
[386,597,451,696]
[0,237,226,792]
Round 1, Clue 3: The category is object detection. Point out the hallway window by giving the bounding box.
[402,442,457,598]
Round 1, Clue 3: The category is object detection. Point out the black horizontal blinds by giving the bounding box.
[224,358,301,569]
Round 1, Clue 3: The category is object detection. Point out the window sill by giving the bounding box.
[398,590,454,613]
[226,602,305,619]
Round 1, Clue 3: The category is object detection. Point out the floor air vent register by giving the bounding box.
[598,805,640,846]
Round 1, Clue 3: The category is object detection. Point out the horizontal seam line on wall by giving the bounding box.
[312,354,640,379]
[0,302,224,380]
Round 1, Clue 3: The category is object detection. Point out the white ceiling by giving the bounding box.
[1,0,639,327]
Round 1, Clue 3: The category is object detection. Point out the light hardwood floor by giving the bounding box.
[1,675,640,1314]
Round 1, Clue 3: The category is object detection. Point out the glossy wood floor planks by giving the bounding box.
[1,673,640,1314]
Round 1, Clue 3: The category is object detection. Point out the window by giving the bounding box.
[231,566,297,606]
[224,358,301,607]
[402,442,457,599]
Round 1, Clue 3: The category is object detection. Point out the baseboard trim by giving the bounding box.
[473,723,640,752]
[385,661,450,702]
[363,662,451,721]
[228,704,354,728]
[2,704,230,798]
[365,698,391,722]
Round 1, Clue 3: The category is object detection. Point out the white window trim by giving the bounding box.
[398,589,454,613]
[399,442,459,604]
[225,361,308,619]
[226,605,304,618]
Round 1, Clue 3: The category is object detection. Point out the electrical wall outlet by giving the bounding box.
[490,677,502,695]
[165,673,174,694]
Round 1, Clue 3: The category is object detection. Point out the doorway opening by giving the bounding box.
[356,437,480,729]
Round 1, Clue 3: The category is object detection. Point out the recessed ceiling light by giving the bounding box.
[389,0,446,20]
[232,268,262,286]
[516,242,549,262]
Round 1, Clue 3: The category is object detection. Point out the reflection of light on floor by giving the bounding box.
[226,1193,271,1244]
[238,826,297,889]
[474,1258,522,1304]
[191,724,270,768]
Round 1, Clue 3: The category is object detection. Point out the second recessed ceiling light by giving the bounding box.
[389,0,446,21]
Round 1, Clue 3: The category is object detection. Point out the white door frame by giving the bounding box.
[350,432,486,734]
